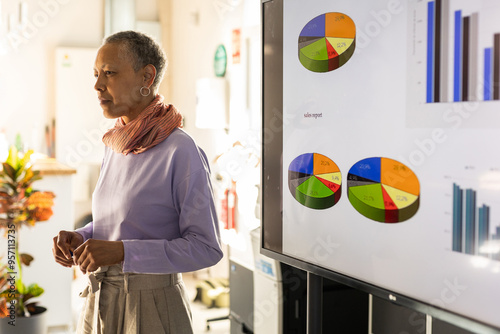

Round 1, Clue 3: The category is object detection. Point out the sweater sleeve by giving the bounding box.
[121,168,223,274]
[75,221,93,242]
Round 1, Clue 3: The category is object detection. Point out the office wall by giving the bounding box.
[160,0,260,157]
[0,0,104,151]
[160,0,261,271]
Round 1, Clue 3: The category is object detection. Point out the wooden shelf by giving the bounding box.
[32,158,76,176]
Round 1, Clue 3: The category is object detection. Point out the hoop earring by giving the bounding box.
[140,86,151,97]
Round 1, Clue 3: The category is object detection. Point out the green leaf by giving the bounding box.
[22,284,45,306]
[24,187,33,197]
[17,281,27,295]
[5,146,19,170]
[29,175,42,183]
[19,150,33,170]
[22,182,39,192]
[1,182,17,195]
[14,169,23,180]
[19,167,34,188]
[14,150,33,180]
[26,284,44,298]
[21,169,42,187]
[2,163,17,182]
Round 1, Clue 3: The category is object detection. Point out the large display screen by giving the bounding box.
[261,0,500,332]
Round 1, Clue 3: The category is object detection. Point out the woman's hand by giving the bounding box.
[73,239,124,274]
[52,231,84,268]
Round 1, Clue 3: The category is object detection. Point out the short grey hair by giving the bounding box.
[104,30,167,92]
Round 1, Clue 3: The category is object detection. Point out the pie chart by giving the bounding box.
[298,12,356,73]
[288,153,342,209]
[347,157,420,223]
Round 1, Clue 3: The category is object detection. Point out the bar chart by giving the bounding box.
[425,0,500,103]
[452,183,500,261]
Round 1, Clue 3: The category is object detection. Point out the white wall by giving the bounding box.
[135,0,158,21]
[161,0,262,270]
[0,0,104,152]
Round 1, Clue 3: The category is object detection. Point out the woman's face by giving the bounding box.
[93,43,147,123]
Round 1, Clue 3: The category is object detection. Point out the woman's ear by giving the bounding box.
[143,64,157,87]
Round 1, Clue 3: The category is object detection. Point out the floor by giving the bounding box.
[190,297,230,333]
[48,272,230,334]
[185,272,231,334]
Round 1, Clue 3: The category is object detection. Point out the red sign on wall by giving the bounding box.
[232,29,241,64]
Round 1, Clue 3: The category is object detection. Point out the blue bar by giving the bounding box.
[427,2,435,103]
[484,48,493,101]
[478,205,490,256]
[465,189,476,255]
[452,183,463,252]
[454,10,462,102]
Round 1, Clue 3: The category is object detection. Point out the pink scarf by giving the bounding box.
[102,95,182,155]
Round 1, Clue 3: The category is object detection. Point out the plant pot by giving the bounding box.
[0,306,47,334]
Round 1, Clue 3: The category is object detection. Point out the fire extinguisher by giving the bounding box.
[221,181,237,230]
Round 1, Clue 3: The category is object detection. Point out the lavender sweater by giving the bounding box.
[76,128,223,274]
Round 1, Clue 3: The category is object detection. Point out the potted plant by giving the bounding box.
[0,146,55,333]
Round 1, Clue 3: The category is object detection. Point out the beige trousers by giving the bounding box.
[77,265,193,334]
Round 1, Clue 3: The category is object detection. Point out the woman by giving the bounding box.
[52,31,223,333]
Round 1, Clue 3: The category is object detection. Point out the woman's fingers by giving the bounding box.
[53,254,73,267]
[73,239,124,274]
[52,231,86,269]
[53,234,69,259]
[52,235,73,266]
[53,231,83,261]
